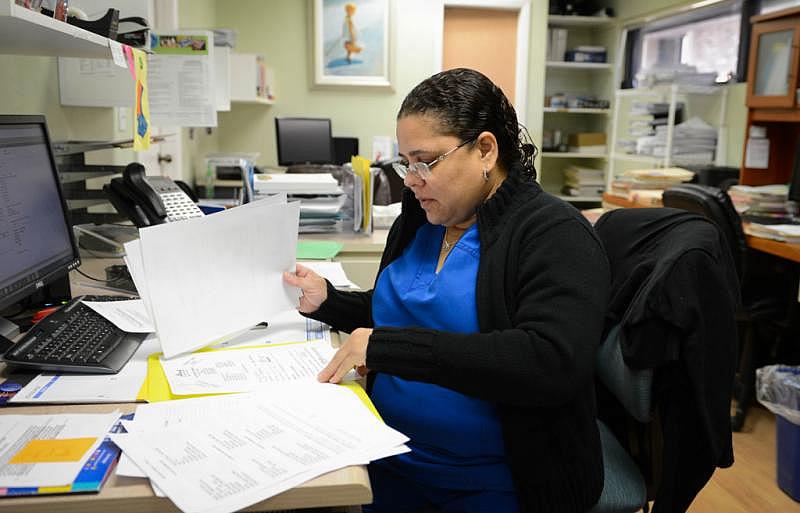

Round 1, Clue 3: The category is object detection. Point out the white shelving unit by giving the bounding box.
[542,14,616,204]
[230,53,275,105]
[607,84,729,190]
[0,0,114,58]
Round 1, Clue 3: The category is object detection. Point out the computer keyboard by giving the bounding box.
[3,296,148,374]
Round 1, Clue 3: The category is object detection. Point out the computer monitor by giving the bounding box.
[0,115,80,339]
[275,117,333,166]
[332,136,359,166]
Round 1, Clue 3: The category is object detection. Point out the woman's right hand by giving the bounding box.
[283,263,328,313]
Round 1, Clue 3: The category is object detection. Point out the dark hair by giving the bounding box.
[397,68,537,180]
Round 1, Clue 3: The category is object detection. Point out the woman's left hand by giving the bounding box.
[318,327,371,383]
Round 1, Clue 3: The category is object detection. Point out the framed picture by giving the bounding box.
[313,0,392,88]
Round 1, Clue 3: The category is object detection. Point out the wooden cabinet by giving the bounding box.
[746,14,800,108]
[741,6,800,186]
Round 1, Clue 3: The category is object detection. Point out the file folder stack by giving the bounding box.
[253,173,346,233]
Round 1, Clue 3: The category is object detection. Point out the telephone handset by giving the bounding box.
[104,162,204,227]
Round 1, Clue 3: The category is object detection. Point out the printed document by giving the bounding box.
[111,387,408,513]
[159,339,352,395]
[212,309,330,349]
[0,412,119,487]
[82,299,155,333]
[125,197,301,358]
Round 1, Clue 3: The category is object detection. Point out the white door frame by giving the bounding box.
[433,0,531,124]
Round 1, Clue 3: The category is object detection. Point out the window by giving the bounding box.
[622,0,751,88]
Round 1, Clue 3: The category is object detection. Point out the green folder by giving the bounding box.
[296,240,343,260]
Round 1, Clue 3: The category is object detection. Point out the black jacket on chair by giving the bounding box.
[594,208,738,513]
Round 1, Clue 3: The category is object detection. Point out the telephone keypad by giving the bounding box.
[162,191,204,222]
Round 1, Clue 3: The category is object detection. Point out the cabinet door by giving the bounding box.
[747,17,800,108]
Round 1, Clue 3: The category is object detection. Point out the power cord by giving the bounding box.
[75,268,107,283]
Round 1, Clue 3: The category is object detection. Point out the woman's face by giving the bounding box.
[396,114,494,228]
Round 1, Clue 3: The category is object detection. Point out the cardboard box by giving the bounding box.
[568,132,607,147]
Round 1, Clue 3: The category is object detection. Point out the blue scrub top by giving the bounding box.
[371,222,514,491]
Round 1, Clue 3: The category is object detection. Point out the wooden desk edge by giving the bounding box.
[0,466,371,513]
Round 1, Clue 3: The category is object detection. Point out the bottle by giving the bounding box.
[53,0,68,21]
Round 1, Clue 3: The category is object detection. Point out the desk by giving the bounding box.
[601,192,800,263]
[301,230,388,289]
[0,258,372,512]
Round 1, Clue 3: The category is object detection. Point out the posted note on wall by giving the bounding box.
[148,32,217,127]
[130,47,151,151]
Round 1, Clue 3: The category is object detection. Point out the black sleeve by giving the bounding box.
[302,281,374,334]
[365,219,610,408]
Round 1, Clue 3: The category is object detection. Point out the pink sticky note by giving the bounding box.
[123,45,136,80]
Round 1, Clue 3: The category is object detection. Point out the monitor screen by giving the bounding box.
[0,115,80,312]
[275,117,333,166]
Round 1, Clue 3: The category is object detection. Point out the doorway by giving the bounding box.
[437,0,530,123]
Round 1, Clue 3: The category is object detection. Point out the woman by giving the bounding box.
[284,68,609,513]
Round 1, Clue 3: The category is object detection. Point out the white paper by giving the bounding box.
[133,198,300,358]
[148,31,218,127]
[108,40,127,68]
[298,261,358,288]
[212,309,330,349]
[9,337,160,404]
[159,340,354,395]
[744,137,769,169]
[0,412,119,487]
[111,387,408,513]
[82,299,155,333]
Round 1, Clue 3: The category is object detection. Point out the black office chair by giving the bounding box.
[593,207,738,513]
[662,183,794,431]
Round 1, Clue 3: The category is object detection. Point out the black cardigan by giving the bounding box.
[307,172,610,512]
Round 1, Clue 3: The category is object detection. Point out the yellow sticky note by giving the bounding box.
[9,437,97,464]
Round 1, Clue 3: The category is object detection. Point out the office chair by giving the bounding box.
[662,183,793,432]
[592,208,738,513]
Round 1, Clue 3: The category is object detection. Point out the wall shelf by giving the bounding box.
[232,98,274,106]
[0,0,113,58]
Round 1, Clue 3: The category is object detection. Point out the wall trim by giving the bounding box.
[434,0,530,124]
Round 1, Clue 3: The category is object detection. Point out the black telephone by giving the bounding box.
[104,162,204,227]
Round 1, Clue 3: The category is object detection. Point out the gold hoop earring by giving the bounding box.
[483,168,490,182]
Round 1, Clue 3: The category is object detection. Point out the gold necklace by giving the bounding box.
[441,228,456,252]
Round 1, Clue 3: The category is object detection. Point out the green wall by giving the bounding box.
[178,0,548,182]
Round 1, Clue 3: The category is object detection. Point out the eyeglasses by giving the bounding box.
[392,137,476,181]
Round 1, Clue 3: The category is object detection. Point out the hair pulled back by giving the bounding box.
[397,68,537,181]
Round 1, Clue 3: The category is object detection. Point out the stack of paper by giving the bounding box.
[112,384,409,513]
[254,173,346,233]
[124,195,301,358]
[562,165,604,198]
[635,117,717,165]
[745,223,800,243]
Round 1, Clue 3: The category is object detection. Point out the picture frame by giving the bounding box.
[313,0,392,88]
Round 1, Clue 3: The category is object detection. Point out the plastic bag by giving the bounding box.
[756,365,800,425]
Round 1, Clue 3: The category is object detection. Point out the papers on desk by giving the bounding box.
[299,260,360,288]
[111,384,409,513]
[159,339,353,395]
[124,195,301,358]
[82,299,154,333]
[211,308,330,349]
[745,223,800,243]
[0,411,120,488]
